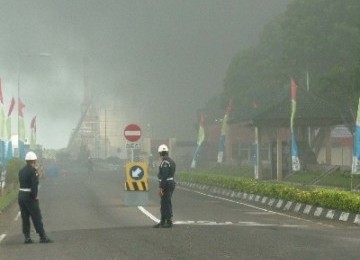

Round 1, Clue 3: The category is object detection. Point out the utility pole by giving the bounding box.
[104,108,107,159]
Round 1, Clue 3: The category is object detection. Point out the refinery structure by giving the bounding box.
[66,58,127,160]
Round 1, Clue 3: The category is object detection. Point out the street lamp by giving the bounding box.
[17,53,51,158]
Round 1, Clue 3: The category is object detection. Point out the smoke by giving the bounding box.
[0,0,289,149]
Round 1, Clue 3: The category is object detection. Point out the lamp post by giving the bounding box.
[17,53,51,158]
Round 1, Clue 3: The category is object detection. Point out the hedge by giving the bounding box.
[177,172,360,213]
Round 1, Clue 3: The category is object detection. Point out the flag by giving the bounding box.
[0,79,3,105]
[290,78,300,171]
[217,99,233,163]
[191,113,205,168]
[5,97,15,160]
[0,79,6,169]
[6,140,12,160]
[7,97,15,117]
[6,97,15,140]
[30,116,36,148]
[18,99,26,159]
[18,99,26,140]
[352,97,360,174]
[18,98,25,118]
[0,79,5,138]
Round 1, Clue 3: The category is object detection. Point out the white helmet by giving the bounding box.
[25,151,37,161]
[158,144,169,153]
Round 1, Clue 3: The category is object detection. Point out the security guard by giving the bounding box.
[153,144,176,228]
[18,151,53,244]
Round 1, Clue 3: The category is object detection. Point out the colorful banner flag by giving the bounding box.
[30,116,36,149]
[6,97,15,140]
[352,97,360,174]
[217,99,233,163]
[5,97,15,160]
[0,79,5,138]
[290,78,300,171]
[191,113,205,168]
[0,79,6,169]
[18,99,26,159]
[6,140,12,160]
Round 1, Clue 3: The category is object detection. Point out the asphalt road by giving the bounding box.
[0,162,359,260]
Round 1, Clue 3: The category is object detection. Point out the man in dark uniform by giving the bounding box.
[153,144,176,228]
[18,151,53,244]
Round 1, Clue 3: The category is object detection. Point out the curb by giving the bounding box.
[178,181,360,226]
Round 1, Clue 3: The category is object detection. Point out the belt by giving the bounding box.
[158,177,174,181]
[19,188,31,192]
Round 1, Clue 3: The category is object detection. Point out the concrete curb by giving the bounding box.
[178,181,360,226]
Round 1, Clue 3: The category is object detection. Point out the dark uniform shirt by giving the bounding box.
[19,165,39,199]
[158,156,176,189]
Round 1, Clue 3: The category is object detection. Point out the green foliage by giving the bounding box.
[177,171,360,213]
[0,189,18,212]
[5,158,25,186]
[220,0,360,122]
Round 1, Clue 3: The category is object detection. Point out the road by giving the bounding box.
[0,162,359,260]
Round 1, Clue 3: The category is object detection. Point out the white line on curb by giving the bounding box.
[137,206,159,223]
[0,234,6,243]
[178,186,330,226]
[14,211,20,221]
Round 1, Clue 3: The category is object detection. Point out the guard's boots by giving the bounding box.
[39,234,53,243]
[162,219,173,228]
[153,218,165,228]
[24,234,33,244]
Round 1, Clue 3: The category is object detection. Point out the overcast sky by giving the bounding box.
[0,0,289,149]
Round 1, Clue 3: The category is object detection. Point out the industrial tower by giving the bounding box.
[67,57,101,160]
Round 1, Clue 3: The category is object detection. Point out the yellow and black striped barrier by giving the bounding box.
[125,181,148,191]
[125,162,148,191]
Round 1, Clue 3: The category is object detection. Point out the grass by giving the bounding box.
[284,170,360,190]
[189,165,360,191]
[0,188,18,213]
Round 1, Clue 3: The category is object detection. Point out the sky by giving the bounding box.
[0,0,289,149]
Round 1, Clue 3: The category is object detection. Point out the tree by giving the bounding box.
[221,0,360,121]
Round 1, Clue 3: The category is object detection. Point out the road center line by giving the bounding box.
[137,206,159,222]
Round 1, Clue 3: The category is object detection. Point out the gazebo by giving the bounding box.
[229,87,353,180]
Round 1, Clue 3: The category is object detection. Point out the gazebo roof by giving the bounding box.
[229,87,352,128]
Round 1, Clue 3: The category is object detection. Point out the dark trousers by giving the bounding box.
[160,182,175,221]
[18,192,45,237]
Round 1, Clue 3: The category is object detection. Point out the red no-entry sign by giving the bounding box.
[124,124,142,142]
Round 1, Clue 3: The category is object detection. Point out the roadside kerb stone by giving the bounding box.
[177,181,360,226]
[303,205,312,215]
[314,207,323,217]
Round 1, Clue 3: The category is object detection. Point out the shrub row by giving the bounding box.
[177,172,360,213]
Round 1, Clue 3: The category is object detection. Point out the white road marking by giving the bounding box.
[137,206,306,228]
[244,211,273,215]
[0,234,6,243]
[137,206,159,222]
[178,186,319,225]
[174,220,233,226]
[14,211,21,221]
[174,220,305,228]
[237,221,304,228]
[138,186,330,228]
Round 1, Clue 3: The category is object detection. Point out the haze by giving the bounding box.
[0,0,289,149]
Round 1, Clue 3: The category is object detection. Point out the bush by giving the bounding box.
[177,171,360,213]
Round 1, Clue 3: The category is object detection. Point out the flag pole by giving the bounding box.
[17,54,21,158]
